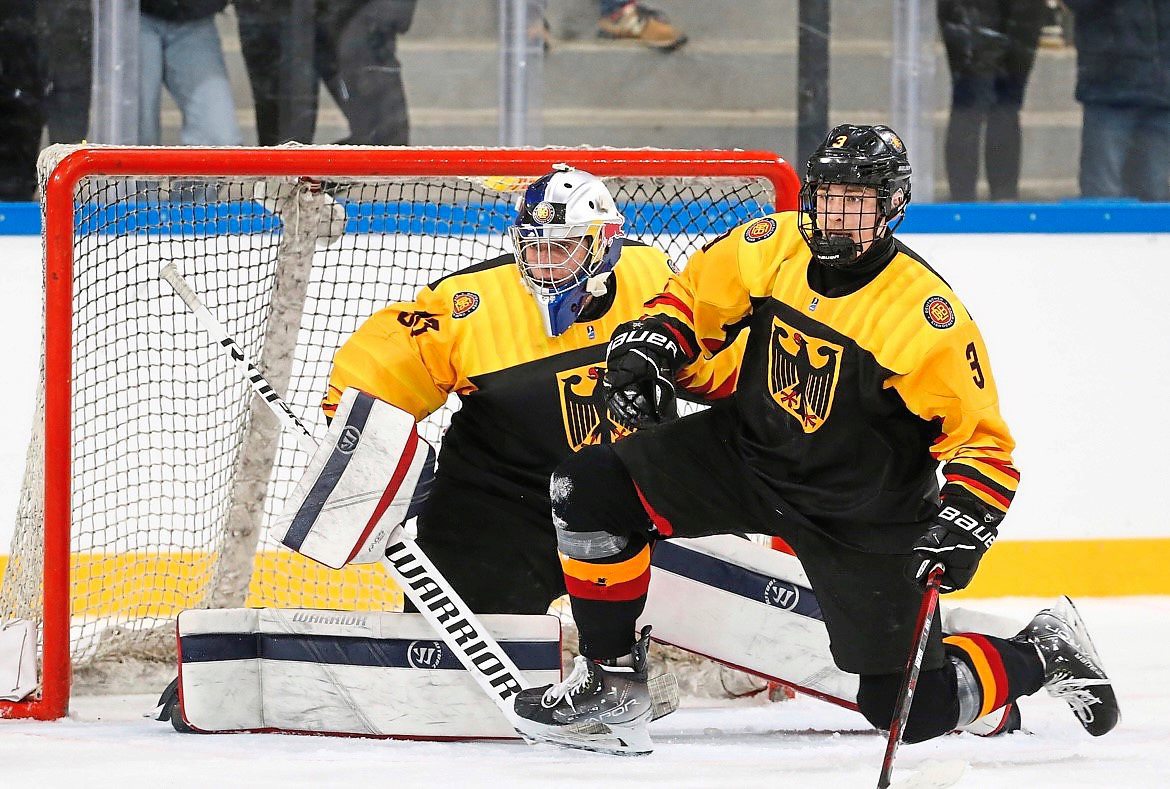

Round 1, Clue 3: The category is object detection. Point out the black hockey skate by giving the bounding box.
[1011,596,1120,736]
[513,625,659,755]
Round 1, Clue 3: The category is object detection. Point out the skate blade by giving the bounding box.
[516,719,653,756]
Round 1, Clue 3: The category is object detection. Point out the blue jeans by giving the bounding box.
[139,13,242,146]
[600,1,628,16]
[1080,103,1170,202]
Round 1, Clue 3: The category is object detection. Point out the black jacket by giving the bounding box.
[1065,0,1170,107]
[141,0,229,22]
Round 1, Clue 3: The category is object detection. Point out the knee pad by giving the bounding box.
[857,666,961,744]
[552,445,647,561]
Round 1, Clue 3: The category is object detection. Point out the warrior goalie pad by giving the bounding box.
[643,535,859,707]
[272,388,435,568]
[175,608,561,738]
[642,536,1027,710]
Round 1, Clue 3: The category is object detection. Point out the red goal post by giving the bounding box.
[1,146,799,720]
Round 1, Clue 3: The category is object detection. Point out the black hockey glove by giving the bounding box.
[908,501,999,593]
[604,318,689,430]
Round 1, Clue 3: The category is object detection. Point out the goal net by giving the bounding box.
[0,145,798,719]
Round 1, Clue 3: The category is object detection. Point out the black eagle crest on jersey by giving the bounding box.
[557,362,631,450]
[767,317,843,433]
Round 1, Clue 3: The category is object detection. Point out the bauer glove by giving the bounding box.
[908,501,1000,593]
[603,318,688,430]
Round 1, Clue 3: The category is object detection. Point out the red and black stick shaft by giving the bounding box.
[876,564,945,789]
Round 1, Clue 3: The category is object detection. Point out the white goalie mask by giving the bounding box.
[507,165,625,336]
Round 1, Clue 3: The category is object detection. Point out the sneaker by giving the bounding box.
[597,2,687,51]
[1010,596,1120,736]
[513,625,659,755]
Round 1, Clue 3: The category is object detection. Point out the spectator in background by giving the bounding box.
[598,2,686,51]
[139,0,242,146]
[235,1,416,146]
[38,0,93,144]
[1065,0,1170,202]
[0,0,42,200]
[938,0,1047,201]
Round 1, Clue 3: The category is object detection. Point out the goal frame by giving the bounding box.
[3,146,799,720]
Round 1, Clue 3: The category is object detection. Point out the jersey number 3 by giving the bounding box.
[966,342,985,389]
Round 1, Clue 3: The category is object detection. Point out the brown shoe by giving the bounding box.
[598,2,687,51]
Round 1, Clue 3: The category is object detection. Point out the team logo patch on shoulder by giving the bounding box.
[531,201,556,224]
[452,291,480,319]
[744,217,777,243]
[923,296,955,329]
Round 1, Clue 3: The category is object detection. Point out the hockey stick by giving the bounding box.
[876,564,945,789]
[160,264,532,730]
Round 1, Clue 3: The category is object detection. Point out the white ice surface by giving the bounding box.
[3,598,1167,788]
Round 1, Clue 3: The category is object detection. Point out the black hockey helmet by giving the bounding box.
[798,124,912,267]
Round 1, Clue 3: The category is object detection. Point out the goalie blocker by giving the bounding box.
[270,387,435,568]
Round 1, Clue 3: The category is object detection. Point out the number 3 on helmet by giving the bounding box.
[508,165,625,337]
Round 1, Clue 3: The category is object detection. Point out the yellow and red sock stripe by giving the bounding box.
[944,633,1009,720]
[561,544,652,602]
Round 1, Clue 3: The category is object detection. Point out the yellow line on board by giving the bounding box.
[949,537,1170,599]
[0,538,1165,616]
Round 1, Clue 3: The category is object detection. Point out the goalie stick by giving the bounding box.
[160,264,533,731]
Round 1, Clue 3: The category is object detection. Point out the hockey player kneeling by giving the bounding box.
[513,125,1120,755]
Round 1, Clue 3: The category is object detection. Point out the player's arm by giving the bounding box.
[605,217,791,427]
[891,320,1020,592]
[322,285,457,423]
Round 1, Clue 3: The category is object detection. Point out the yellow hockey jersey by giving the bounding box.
[650,212,1020,527]
[323,241,738,515]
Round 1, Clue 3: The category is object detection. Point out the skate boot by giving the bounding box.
[513,625,659,755]
[1010,596,1120,736]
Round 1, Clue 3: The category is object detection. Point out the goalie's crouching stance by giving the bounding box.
[157,388,570,738]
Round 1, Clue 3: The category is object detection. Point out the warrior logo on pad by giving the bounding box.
[767,317,843,434]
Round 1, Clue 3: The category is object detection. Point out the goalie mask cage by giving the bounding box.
[0,145,799,719]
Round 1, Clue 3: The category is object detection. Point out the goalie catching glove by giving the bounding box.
[908,499,1000,593]
[604,317,692,430]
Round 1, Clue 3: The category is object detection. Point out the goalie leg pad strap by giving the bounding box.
[176,609,561,738]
